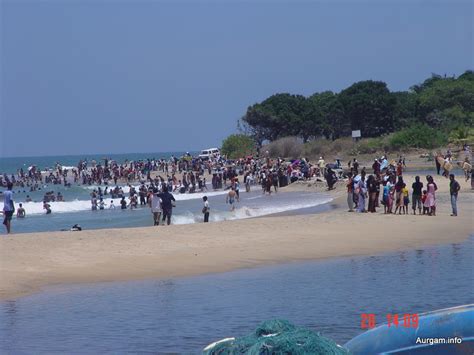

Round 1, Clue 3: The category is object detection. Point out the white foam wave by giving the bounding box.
[83,185,227,200]
[174,190,228,201]
[19,190,230,215]
[172,197,333,225]
[20,200,93,215]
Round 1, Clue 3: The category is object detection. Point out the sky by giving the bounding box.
[1,0,472,157]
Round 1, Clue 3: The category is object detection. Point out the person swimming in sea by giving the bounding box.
[43,201,52,214]
[16,203,26,218]
[120,197,127,210]
[99,198,105,210]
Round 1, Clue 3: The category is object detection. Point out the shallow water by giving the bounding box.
[8,189,333,233]
[1,237,472,353]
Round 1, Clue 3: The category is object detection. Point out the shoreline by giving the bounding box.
[1,175,472,301]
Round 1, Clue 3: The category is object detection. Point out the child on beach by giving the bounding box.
[421,190,428,215]
[402,184,409,214]
[388,185,394,214]
[382,183,389,214]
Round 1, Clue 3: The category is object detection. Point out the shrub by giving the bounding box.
[264,136,303,159]
[302,138,332,158]
[388,124,447,150]
[333,137,355,154]
[357,137,384,154]
[221,134,255,159]
[448,125,474,145]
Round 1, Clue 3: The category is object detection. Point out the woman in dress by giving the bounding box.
[357,176,367,213]
[424,175,438,216]
[367,175,377,213]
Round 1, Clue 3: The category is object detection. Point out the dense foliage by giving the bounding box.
[388,124,447,150]
[239,71,473,145]
[221,134,255,159]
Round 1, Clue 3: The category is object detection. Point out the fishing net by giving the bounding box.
[203,319,348,354]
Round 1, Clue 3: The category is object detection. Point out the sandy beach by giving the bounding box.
[1,174,472,301]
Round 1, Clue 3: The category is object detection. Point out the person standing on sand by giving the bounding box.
[2,182,14,234]
[449,174,460,217]
[346,172,354,212]
[367,175,377,213]
[394,176,404,215]
[202,196,210,222]
[325,167,337,190]
[435,152,442,175]
[402,183,409,215]
[317,157,325,177]
[471,169,474,190]
[357,176,367,213]
[411,176,423,215]
[424,175,437,216]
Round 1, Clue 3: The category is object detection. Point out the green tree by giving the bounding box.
[392,91,418,128]
[241,93,308,142]
[416,75,474,126]
[339,80,396,137]
[307,91,349,140]
[221,134,255,159]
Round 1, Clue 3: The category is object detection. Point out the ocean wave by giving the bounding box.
[19,199,94,215]
[172,198,333,225]
[82,184,227,200]
[18,190,230,215]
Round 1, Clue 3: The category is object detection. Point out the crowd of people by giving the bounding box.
[345,154,463,217]
[1,148,470,233]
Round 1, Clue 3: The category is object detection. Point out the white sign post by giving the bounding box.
[352,130,361,141]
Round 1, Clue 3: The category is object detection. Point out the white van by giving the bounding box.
[198,148,220,160]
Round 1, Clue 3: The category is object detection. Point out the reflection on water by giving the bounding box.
[0,237,472,353]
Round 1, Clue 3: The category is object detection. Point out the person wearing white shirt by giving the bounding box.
[202,196,210,223]
[149,189,162,226]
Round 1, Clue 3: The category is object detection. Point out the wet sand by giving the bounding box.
[1,174,472,300]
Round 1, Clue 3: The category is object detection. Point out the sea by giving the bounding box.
[0,153,333,234]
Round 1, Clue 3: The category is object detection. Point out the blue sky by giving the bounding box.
[1,0,472,157]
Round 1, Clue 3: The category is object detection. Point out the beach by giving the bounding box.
[1,174,472,301]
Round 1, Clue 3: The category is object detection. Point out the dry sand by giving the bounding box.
[0,174,472,300]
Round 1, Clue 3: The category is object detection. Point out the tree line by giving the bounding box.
[239,71,474,146]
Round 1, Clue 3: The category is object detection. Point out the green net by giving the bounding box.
[203,319,348,354]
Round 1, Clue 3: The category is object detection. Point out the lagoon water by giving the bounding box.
[1,237,472,353]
